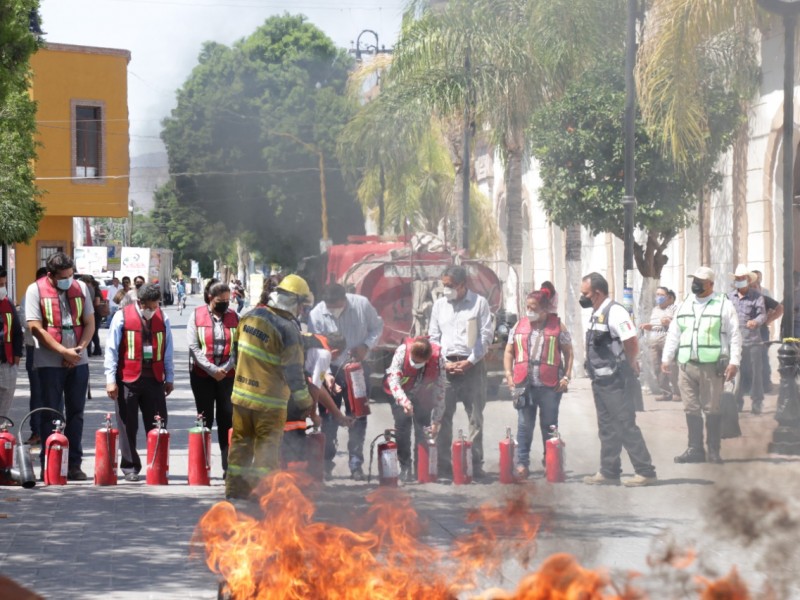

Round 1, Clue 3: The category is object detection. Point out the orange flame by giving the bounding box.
[195,473,754,600]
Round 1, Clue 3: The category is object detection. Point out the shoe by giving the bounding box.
[399,467,414,483]
[655,394,671,402]
[751,403,763,415]
[622,474,657,487]
[583,472,620,486]
[472,466,486,480]
[67,468,87,481]
[351,467,365,481]
[672,395,683,403]
[24,433,40,446]
[515,465,529,480]
[124,472,140,482]
[707,450,724,464]
[674,448,706,464]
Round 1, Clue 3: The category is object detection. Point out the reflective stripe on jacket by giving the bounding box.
[511,314,562,387]
[119,304,167,383]
[676,295,725,364]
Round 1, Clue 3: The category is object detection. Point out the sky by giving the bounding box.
[39,0,406,157]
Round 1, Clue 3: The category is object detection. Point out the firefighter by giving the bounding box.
[104,284,175,481]
[226,274,313,500]
[503,287,573,479]
[384,336,445,482]
[580,272,657,487]
[25,252,96,480]
[188,281,239,478]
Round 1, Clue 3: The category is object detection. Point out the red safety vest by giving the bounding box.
[0,298,15,363]
[512,314,562,387]
[191,306,239,378]
[37,278,85,345]
[383,338,441,407]
[119,304,167,383]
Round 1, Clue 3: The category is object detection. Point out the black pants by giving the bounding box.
[190,372,234,471]
[737,344,764,409]
[436,360,487,475]
[591,371,656,479]
[390,400,433,472]
[116,377,167,474]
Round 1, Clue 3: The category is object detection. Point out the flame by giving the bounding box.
[195,473,755,600]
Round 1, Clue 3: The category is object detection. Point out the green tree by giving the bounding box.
[386,0,619,272]
[161,14,364,268]
[531,50,741,280]
[0,0,42,244]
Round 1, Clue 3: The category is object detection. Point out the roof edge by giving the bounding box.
[40,42,132,63]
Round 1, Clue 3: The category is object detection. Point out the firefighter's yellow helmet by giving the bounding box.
[276,274,312,304]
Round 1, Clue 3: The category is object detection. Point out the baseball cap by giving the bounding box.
[688,267,715,282]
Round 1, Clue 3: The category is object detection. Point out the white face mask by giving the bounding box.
[526,310,540,321]
[734,280,748,289]
[141,308,156,321]
[409,358,425,369]
[0,287,7,301]
[442,287,457,301]
[329,305,345,318]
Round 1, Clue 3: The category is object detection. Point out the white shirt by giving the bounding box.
[661,293,742,367]
[428,289,493,363]
[107,284,123,309]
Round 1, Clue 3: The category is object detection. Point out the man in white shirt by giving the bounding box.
[580,272,657,487]
[662,266,741,464]
[428,265,494,479]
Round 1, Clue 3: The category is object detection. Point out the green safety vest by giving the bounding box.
[676,294,726,364]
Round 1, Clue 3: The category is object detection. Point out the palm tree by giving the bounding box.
[636,0,762,164]
[388,0,619,274]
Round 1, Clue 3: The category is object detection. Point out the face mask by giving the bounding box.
[330,306,345,318]
[135,282,144,289]
[691,281,706,295]
[526,310,540,321]
[214,301,229,314]
[655,296,666,305]
[409,359,425,369]
[579,295,593,309]
[442,287,457,301]
[0,287,7,301]
[734,280,748,289]
[141,308,156,320]
[56,278,72,291]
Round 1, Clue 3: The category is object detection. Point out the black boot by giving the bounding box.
[674,414,706,463]
[706,414,723,464]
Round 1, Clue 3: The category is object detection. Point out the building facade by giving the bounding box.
[13,42,130,294]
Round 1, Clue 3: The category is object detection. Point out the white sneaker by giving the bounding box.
[583,472,620,486]
[622,474,657,487]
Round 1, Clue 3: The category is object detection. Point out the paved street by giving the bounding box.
[2,296,800,598]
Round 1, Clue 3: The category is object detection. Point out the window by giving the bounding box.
[38,243,65,269]
[75,105,102,178]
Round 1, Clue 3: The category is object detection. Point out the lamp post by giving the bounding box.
[622,0,637,286]
[759,0,800,454]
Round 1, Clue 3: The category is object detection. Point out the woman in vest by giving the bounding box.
[188,280,239,476]
[504,288,574,479]
[384,336,445,482]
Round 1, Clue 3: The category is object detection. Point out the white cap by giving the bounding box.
[689,266,715,282]
[731,264,756,283]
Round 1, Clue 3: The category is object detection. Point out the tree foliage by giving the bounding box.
[531,49,742,277]
[161,14,364,267]
[0,0,42,244]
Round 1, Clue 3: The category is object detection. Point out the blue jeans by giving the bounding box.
[37,365,89,469]
[320,365,368,472]
[515,385,561,468]
[25,345,42,437]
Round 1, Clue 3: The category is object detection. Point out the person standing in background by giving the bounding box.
[19,267,47,445]
[751,270,783,393]
[0,268,23,420]
[641,287,680,402]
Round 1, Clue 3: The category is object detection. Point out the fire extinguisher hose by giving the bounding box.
[18,408,66,443]
[0,415,14,429]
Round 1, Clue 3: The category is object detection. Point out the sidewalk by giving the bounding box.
[1,319,799,598]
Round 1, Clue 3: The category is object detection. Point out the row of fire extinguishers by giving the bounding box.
[367,425,566,486]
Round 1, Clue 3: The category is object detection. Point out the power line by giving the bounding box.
[92,0,405,10]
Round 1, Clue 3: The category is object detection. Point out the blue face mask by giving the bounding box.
[56,277,72,291]
[655,295,666,305]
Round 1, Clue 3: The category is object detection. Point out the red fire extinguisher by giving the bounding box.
[94,413,119,486]
[545,425,566,483]
[499,426,517,484]
[44,420,69,486]
[188,414,211,486]
[452,429,473,485]
[305,426,326,481]
[146,414,170,485]
[416,426,438,483]
[368,429,399,486]
[0,417,16,485]
[344,362,371,417]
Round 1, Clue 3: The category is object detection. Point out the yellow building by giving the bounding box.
[14,42,130,291]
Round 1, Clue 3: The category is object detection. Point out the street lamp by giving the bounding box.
[350,30,392,61]
[759,0,800,454]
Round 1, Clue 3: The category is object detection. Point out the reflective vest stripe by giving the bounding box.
[197,327,207,354]
[73,297,83,326]
[126,331,136,360]
[238,340,279,365]
[43,298,54,325]
[3,313,11,343]
[232,387,287,408]
[677,295,724,363]
[155,332,164,361]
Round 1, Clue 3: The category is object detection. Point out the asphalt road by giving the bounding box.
[1,296,800,599]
